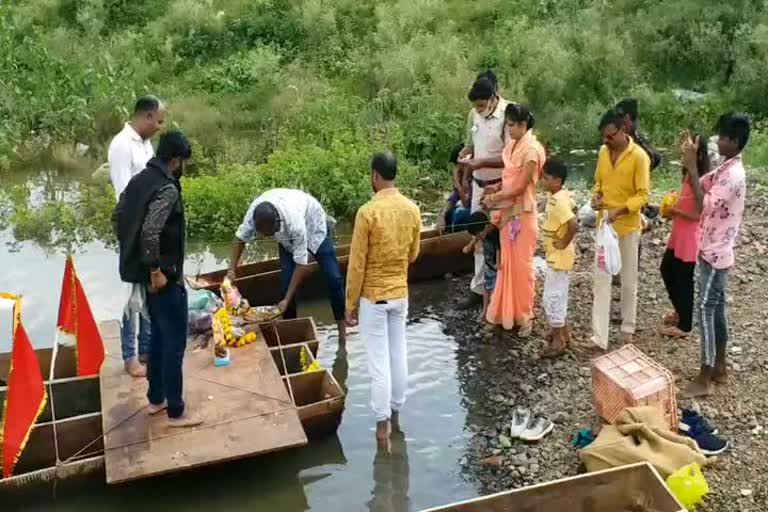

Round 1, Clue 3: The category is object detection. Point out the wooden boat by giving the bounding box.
[186,228,473,305]
[0,344,104,496]
[0,318,344,493]
[421,462,685,512]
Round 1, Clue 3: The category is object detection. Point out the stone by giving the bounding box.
[499,435,512,449]
[510,454,529,466]
[741,489,753,497]
[553,411,570,424]
[480,455,504,467]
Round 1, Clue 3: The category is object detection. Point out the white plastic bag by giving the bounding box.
[596,222,622,276]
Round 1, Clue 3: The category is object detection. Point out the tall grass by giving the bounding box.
[4,0,768,246]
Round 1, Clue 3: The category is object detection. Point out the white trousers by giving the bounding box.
[470,180,485,295]
[360,297,408,422]
[592,229,641,349]
[543,268,570,328]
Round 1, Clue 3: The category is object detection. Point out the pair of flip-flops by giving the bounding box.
[510,407,554,442]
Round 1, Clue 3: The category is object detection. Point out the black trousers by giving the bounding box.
[147,282,188,418]
[659,249,695,332]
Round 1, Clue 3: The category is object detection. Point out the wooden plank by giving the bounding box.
[420,462,685,512]
[100,337,307,484]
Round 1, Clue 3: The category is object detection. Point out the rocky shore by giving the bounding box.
[437,179,768,511]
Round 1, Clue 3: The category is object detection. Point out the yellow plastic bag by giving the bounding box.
[666,462,708,510]
[660,190,679,219]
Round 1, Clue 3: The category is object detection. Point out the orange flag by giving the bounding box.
[57,257,105,376]
[0,294,47,478]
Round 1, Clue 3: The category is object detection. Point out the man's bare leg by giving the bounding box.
[376,420,389,444]
[337,320,347,342]
[390,410,401,433]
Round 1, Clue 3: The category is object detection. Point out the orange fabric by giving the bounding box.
[486,213,538,329]
[1,296,47,478]
[57,257,105,376]
[486,130,545,329]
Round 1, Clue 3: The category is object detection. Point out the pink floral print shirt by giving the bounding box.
[699,155,746,269]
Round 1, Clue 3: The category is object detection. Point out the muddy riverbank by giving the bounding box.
[434,178,768,511]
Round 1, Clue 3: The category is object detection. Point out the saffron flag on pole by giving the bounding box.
[57,257,105,376]
[0,294,47,478]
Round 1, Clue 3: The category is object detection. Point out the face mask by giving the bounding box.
[477,97,496,118]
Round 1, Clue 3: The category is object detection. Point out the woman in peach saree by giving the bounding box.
[482,103,545,336]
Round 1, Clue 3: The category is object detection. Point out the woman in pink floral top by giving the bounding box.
[660,137,710,338]
[680,113,750,398]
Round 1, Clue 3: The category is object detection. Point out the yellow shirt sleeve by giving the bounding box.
[626,151,650,213]
[593,146,606,195]
[408,207,422,263]
[345,207,370,313]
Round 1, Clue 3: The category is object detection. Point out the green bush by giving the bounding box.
[6,0,768,251]
[183,135,418,241]
[196,47,281,96]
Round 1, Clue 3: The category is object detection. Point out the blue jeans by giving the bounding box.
[697,257,729,368]
[121,311,151,362]
[279,236,345,321]
[146,282,188,418]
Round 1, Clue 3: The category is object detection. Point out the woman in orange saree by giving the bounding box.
[482,103,546,336]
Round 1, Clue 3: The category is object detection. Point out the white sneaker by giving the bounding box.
[510,407,533,439]
[519,417,554,442]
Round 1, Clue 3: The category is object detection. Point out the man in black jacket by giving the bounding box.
[615,98,661,171]
[112,130,201,427]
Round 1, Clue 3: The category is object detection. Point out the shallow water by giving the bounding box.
[10,299,478,512]
[0,149,601,510]
[1,226,477,511]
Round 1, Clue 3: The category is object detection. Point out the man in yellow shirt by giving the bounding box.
[345,151,421,445]
[540,160,578,358]
[591,109,651,350]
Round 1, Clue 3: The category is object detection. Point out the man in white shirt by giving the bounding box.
[459,77,508,311]
[108,95,166,377]
[228,189,347,341]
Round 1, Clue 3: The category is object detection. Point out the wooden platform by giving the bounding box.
[99,321,307,484]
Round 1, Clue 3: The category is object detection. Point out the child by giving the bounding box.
[441,144,472,232]
[659,133,710,338]
[540,160,578,357]
[463,211,500,322]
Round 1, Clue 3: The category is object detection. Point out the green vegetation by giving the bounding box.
[2,0,768,246]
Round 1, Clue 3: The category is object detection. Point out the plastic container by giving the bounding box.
[214,348,230,367]
[666,463,708,510]
[591,344,677,429]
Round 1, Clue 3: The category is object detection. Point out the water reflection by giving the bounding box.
[331,340,349,395]
[368,431,411,512]
[4,282,476,511]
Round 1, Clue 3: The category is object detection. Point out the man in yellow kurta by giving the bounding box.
[591,109,650,349]
[345,151,421,445]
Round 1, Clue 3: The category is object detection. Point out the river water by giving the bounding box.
[1,203,477,511]
[0,148,605,510]
[1,237,478,511]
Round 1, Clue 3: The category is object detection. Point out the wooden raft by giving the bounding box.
[99,323,307,484]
